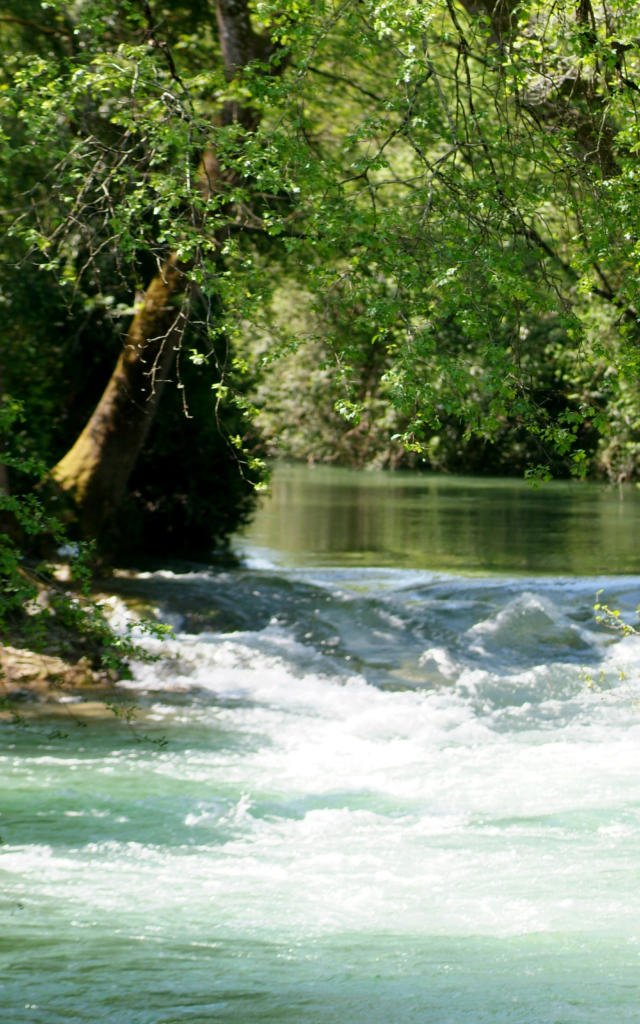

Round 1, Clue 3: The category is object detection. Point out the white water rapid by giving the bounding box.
[3,560,640,1023]
[3,467,640,1023]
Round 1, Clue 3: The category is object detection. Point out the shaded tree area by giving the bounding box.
[1,252,259,560]
[1,0,268,565]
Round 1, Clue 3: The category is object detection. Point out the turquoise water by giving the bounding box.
[2,467,640,1022]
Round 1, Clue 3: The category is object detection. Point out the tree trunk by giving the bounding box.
[49,0,270,543]
[50,255,186,536]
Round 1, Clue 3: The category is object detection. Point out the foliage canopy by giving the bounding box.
[3,0,640,513]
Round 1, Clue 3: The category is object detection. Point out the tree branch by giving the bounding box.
[305,64,384,103]
[0,14,71,38]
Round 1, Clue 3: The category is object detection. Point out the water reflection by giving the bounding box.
[238,464,640,574]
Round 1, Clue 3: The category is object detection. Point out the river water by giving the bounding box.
[3,465,640,1023]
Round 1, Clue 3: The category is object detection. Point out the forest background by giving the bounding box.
[2,0,640,675]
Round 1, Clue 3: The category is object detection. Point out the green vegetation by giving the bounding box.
[2,1,640,666]
[0,397,171,687]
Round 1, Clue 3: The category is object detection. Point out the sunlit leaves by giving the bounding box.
[3,0,640,481]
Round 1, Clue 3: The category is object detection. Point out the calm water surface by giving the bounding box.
[2,466,640,1023]
[238,464,640,574]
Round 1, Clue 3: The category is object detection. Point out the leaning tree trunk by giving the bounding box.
[50,0,271,542]
[50,256,185,536]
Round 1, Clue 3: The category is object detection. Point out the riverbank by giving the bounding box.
[0,642,119,719]
[0,554,145,717]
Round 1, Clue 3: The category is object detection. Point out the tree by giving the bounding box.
[1,0,275,553]
[47,0,284,538]
[267,0,640,479]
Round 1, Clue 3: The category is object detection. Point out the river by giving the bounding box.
[3,465,640,1023]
